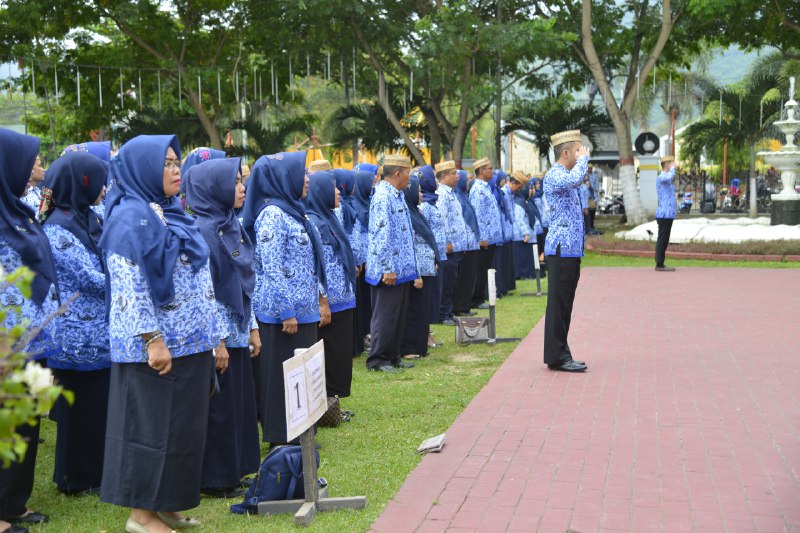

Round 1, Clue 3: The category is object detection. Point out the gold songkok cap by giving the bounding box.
[434,160,456,173]
[383,154,412,168]
[511,170,530,184]
[308,159,332,173]
[550,130,582,147]
[660,155,675,164]
[472,157,491,171]
[532,171,545,179]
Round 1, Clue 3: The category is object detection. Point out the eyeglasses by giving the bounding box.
[164,159,182,170]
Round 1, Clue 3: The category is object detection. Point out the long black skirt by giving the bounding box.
[257,322,317,443]
[400,276,437,357]
[201,347,260,490]
[429,271,442,325]
[318,308,355,398]
[353,272,366,356]
[100,353,214,511]
[53,367,110,494]
[513,241,535,279]
[357,269,372,338]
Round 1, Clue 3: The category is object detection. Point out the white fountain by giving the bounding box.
[759,76,800,225]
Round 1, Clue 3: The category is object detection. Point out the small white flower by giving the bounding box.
[12,362,54,394]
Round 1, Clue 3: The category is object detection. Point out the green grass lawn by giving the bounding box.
[24,254,797,532]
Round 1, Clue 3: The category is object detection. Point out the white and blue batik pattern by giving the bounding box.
[580,183,590,209]
[43,225,110,371]
[534,196,550,229]
[90,203,105,220]
[20,186,42,213]
[253,205,322,324]
[0,237,59,360]
[419,202,448,261]
[319,239,356,313]
[436,183,469,253]
[469,180,503,245]
[501,185,515,243]
[655,166,677,219]
[543,155,590,257]
[512,203,530,242]
[106,253,221,363]
[216,301,257,349]
[412,233,437,278]
[365,181,418,285]
[353,218,367,265]
[334,206,363,267]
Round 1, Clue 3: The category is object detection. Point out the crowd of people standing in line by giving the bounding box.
[0,124,565,533]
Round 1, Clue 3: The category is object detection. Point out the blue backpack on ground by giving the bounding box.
[230,445,320,515]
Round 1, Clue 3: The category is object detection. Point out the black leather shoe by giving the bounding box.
[454,311,476,317]
[655,265,676,272]
[9,512,48,525]
[476,303,490,310]
[202,485,246,498]
[369,364,400,373]
[441,318,456,326]
[548,360,587,372]
[395,360,415,369]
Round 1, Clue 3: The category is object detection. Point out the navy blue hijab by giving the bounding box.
[333,169,357,233]
[419,165,438,205]
[99,135,210,307]
[456,170,480,239]
[180,147,226,209]
[40,151,109,264]
[306,170,356,286]
[352,169,373,229]
[185,158,255,330]
[0,128,58,305]
[240,151,327,290]
[404,176,440,264]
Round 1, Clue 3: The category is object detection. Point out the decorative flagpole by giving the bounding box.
[76,67,81,106]
[157,69,162,110]
[138,69,142,109]
[217,68,222,106]
[54,65,59,106]
[178,68,182,107]
[198,74,202,106]
[119,68,124,108]
[289,58,293,88]
[99,67,103,108]
[306,55,310,90]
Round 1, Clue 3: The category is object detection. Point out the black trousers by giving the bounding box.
[454,250,478,314]
[543,248,581,366]
[471,245,496,307]
[0,417,39,520]
[366,282,411,368]
[655,218,673,266]
[439,251,463,321]
[319,308,355,397]
[357,268,373,338]
[588,208,596,229]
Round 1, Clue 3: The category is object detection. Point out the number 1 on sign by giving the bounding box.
[294,382,301,409]
[286,367,308,427]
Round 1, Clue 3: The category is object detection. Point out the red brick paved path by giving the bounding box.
[371,267,800,533]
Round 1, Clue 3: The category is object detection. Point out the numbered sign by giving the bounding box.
[283,340,328,442]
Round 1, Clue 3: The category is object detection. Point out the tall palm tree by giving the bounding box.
[679,73,782,217]
[501,92,611,164]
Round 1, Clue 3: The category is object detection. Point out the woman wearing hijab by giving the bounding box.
[352,165,377,353]
[399,175,440,359]
[0,128,59,533]
[98,135,219,533]
[306,170,357,402]
[490,171,515,296]
[453,170,480,317]
[183,158,261,498]
[508,171,535,280]
[332,169,362,357]
[39,151,111,496]
[179,147,226,210]
[61,141,113,220]
[240,151,329,447]
[532,175,549,274]
[417,166,447,348]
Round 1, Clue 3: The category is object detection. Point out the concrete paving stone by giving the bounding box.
[372,268,800,533]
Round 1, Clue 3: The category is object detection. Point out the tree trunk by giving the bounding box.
[749,143,757,218]
[452,130,467,169]
[423,108,442,165]
[615,127,647,225]
[185,87,223,149]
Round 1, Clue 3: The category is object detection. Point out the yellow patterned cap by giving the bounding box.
[434,160,456,173]
[511,170,530,184]
[383,154,412,168]
[550,130,582,146]
[472,157,491,171]
[308,159,332,173]
[660,155,675,164]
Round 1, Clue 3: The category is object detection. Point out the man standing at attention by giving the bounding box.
[655,155,677,272]
[469,158,503,310]
[543,130,590,373]
[365,155,419,373]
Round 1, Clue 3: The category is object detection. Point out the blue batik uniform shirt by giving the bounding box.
[543,155,590,257]
[469,179,503,245]
[43,225,110,370]
[436,183,469,253]
[656,166,677,219]
[365,180,418,285]
[419,202,448,266]
[501,184,515,243]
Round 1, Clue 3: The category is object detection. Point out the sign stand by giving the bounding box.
[521,243,547,297]
[487,269,521,344]
[256,341,366,526]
